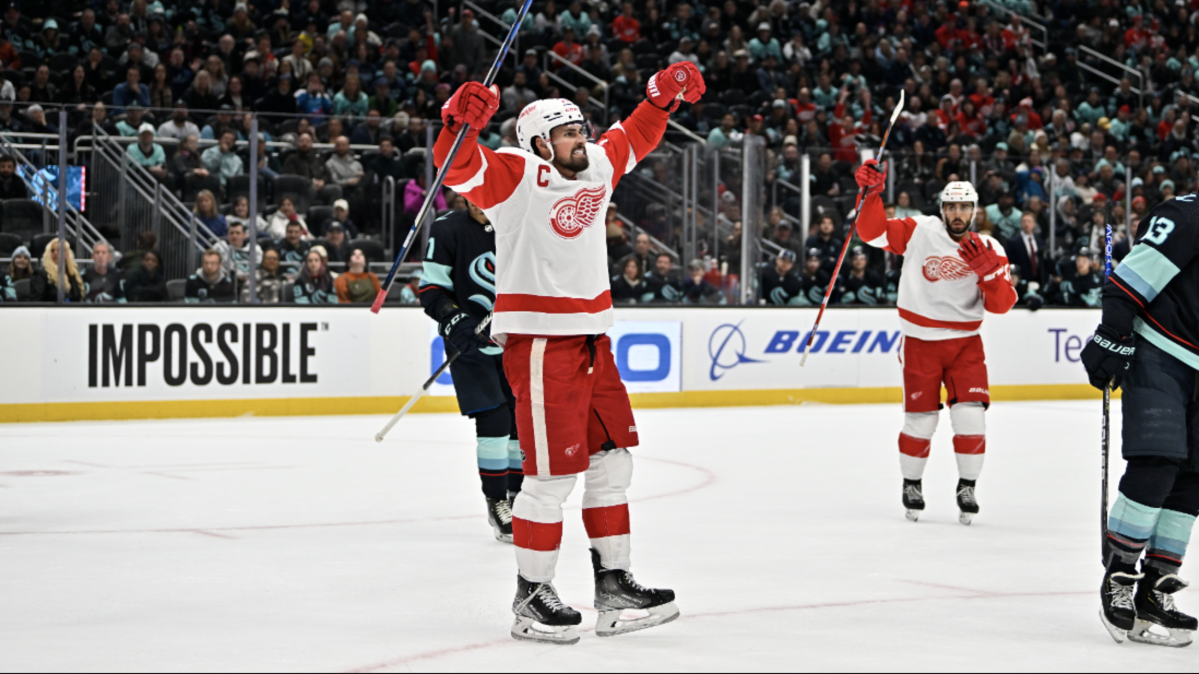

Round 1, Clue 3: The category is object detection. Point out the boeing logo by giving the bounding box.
[708,323,764,381]
[708,324,902,380]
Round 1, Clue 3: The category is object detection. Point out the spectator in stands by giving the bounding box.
[984,191,1021,242]
[214,221,263,285]
[31,237,85,302]
[57,64,97,112]
[184,70,219,112]
[185,248,236,303]
[82,241,125,303]
[193,189,227,238]
[323,221,352,264]
[706,113,742,150]
[7,245,32,285]
[0,153,27,199]
[333,74,368,118]
[296,71,332,122]
[611,256,648,304]
[682,260,723,304]
[226,196,268,234]
[242,247,284,303]
[112,64,149,112]
[839,248,886,305]
[645,253,682,303]
[169,134,209,186]
[404,171,446,218]
[201,129,243,188]
[611,3,640,44]
[256,73,296,125]
[293,248,335,303]
[365,136,406,184]
[350,109,383,146]
[769,221,802,257]
[282,131,327,188]
[894,192,922,219]
[0,264,13,300]
[200,105,236,140]
[334,248,380,303]
[805,216,842,269]
[275,217,312,265]
[502,70,537,115]
[124,249,167,302]
[126,123,169,183]
[157,100,199,141]
[1006,210,1048,287]
[330,198,358,238]
[266,196,309,240]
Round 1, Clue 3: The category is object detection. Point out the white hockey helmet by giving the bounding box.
[516,98,588,155]
[939,180,979,227]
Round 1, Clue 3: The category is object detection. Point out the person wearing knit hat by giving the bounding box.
[4,244,31,299]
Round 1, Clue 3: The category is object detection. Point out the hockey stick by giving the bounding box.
[800,90,905,366]
[1101,220,1114,558]
[370,0,534,314]
[375,314,494,443]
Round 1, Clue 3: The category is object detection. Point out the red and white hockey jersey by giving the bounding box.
[433,101,669,341]
[857,192,1017,341]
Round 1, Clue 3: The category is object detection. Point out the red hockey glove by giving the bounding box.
[647,61,705,112]
[958,233,1004,281]
[854,159,887,196]
[441,82,499,133]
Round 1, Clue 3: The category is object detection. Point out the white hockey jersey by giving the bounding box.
[434,101,669,341]
[857,192,1017,341]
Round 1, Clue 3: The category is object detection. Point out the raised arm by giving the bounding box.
[598,62,704,186]
[853,160,917,255]
[432,82,526,209]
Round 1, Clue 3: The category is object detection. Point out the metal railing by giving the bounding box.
[543,49,610,126]
[462,0,519,59]
[981,0,1050,50]
[1076,45,1147,111]
[89,125,221,280]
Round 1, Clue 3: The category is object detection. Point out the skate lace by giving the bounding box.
[536,583,568,611]
[494,499,513,525]
[622,572,651,594]
[904,485,923,502]
[1155,589,1177,613]
[1108,581,1135,611]
[956,485,977,507]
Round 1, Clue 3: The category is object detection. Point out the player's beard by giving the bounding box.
[554,144,590,174]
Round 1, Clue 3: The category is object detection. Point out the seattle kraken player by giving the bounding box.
[1083,194,1199,646]
[420,200,523,543]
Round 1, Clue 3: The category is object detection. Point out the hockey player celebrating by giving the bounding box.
[433,61,704,644]
[419,200,522,543]
[1082,194,1199,646]
[854,161,1017,524]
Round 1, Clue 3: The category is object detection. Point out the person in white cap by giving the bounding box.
[854,159,1017,526]
[434,61,704,645]
[125,122,168,182]
[749,21,781,61]
[329,197,357,237]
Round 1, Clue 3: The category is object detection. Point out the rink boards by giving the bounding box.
[0,306,1107,422]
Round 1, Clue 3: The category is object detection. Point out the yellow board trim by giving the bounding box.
[0,384,1117,423]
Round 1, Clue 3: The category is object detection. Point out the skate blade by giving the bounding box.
[905,509,921,522]
[595,602,680,637]
[959,511,974,526]
[511,616,580,645]
[1127,619,1193,648]
[492,528,513,544]
[1099,610,1129,644]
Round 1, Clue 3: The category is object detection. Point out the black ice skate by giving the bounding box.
[1128,570,1196,648]
[903,479,925,522]
[486,496,513,543]
[956,479,979,526]
[1099,567,1142,643]
[511,575,582,645]
[591,548,679,637]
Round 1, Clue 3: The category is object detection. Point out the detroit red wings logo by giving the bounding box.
[922,255,974,282]
[549,186,607,239]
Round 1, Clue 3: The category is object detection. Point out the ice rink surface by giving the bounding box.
[2,401,1196,672]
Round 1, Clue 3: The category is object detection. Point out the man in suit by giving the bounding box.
[1004,210,1047,286]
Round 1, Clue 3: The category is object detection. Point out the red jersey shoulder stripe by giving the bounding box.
[494,290,613,315]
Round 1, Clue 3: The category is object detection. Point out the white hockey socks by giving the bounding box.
[512,475,577,583]
[899,412,938,481]
[951,402,986,481]
[582,448,633,572]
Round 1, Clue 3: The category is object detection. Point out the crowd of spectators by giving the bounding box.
[0,0,1196,308]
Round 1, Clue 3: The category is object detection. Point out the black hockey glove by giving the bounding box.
[1080,324,1135,391]
[439,309,488,356]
